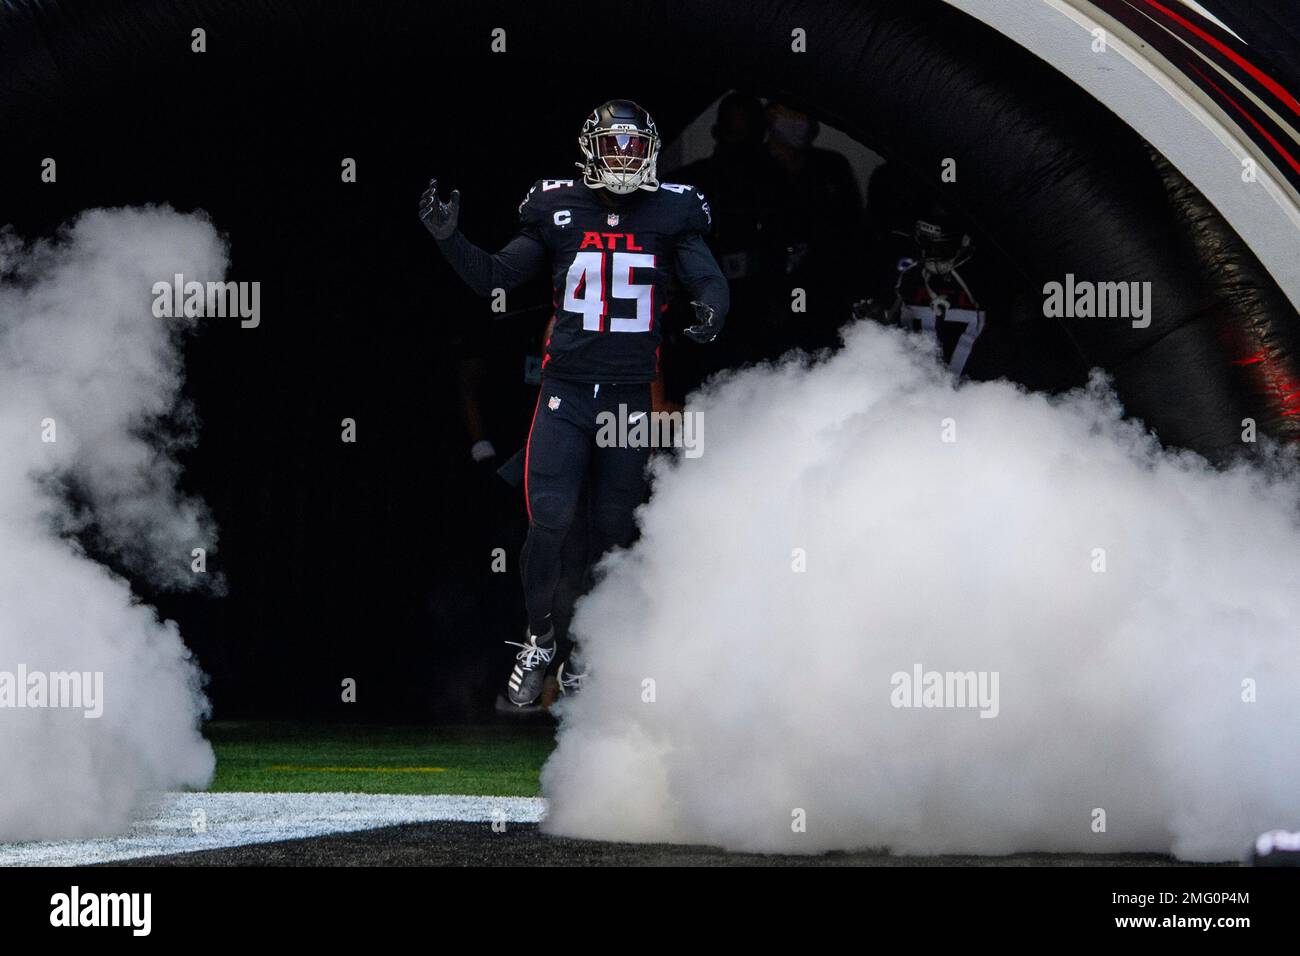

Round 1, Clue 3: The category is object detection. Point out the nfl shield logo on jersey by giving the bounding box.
[548,395,561,411]
[606,212,619,227]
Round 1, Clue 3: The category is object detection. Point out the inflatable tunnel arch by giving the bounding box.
[3,0,1298,459]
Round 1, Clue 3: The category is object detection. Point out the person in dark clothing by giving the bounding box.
[764,100,866,352]
[420,99,730,706]
[667,93,796,381]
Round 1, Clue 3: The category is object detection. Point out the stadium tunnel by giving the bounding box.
[3,0,1299,464]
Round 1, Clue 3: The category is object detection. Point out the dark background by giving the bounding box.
[3,11,743,721]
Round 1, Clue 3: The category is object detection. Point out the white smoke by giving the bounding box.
[542,319,1300,861]
[0,207,221,840]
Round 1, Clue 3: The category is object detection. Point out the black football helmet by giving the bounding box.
[577,99,661,194]
[913,204,973,277]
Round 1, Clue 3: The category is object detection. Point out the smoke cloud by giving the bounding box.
[0,207,221,840]
[542,319,1300,861]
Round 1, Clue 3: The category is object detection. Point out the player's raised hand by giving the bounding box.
[683,301,724,344]
[419,177,460,240]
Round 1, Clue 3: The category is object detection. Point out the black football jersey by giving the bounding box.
[890,262,987,376]
[513,179,724,383]
[434,178,728,383]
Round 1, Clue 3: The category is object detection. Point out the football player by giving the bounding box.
[854,207,987,376]
[420,99,730,706]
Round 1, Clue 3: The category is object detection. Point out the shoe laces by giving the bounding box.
[560,651,587,691]
[505,637,554,670]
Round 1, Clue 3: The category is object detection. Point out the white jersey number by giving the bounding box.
[563,251,656,332]
[899,300,986,375]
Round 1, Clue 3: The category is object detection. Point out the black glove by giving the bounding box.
[419,177,460,240]
[683,301,724,344]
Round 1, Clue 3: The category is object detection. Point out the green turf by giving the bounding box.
[205,722,555,796]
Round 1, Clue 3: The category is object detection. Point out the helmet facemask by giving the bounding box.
[914,218,973,277]
[579,125,660,194]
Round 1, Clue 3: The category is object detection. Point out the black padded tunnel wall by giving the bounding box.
[3,0,1299,460]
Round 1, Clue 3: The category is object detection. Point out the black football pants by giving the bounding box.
[520,377,652,637]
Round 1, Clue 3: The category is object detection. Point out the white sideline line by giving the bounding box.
[0,792,547,867]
